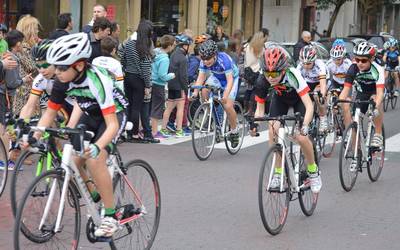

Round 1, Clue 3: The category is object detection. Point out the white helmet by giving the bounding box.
[46,33,92,65]
[353,41,375,57]
[330,45,346,59]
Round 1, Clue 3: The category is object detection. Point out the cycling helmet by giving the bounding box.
[388,37,397,48]
[353,41,375,57]
[194,35,208,44]
[0,23,7,32]
[299,45,317,63]
[31,39,54,61]
[260,45,289,72]
[383,41,391,50]
[175,34,193,46]
[332,39,345,48]
[199,39,218,58]
[330,45,346,59]
[46,33,92,65]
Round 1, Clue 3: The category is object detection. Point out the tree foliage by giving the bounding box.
[315,0,351,37]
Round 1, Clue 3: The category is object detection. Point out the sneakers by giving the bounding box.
[159,128,172,137]
[183,126,192,136]
[308,172,322,193]
[269,174,281,190]
[349,159,358,172]
[143,137,160,143]
[229,132,239,148]
[0,160,16,171]
[154,132,167,139]
[319,116,328,134]
[175,129,185,138]
[94,216,120,238]
[370,133,383,148]
[394,90,399,97]
[166,122,177,132]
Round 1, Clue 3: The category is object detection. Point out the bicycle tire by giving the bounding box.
[310,115,323,162]
[192,103,216,161]
[391,95,397,109]
[188,98,201,124]
[322,109,337,158]
[111,159,161,250]
[383,92,389,112]
[258,145,290,235]
[339,123,359,192]
[367,125,385,182]
[224,102,246,155]
[0,139,8,197]
[10,151,48,217]
[13,169,80,250]
[298,141,319,216]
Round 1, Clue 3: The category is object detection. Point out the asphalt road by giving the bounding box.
[1,107,400,250]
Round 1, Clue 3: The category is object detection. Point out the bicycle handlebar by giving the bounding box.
[246,112,303,122]
[334,99,376,107]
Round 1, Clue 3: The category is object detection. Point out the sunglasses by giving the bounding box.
[264,71,281,78]
[36,62,50,69]
[303,62,313,66]
[354,58,369,64]
[201,55,214,61]
[55,65,71,72]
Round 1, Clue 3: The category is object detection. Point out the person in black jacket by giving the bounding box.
[48,13,73,40]
[159,34,192,137]
[293,30,312,63]
[87,17,111,62]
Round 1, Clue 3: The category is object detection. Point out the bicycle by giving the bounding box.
[336,99,385,192]
[383,68,398,112]
[308,91,326,162]
[190,85,246,161]
[254,113,319,235]
[321,88,345,158]
[14,125,161,250]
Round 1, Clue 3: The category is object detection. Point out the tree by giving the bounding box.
[316,0,351,38]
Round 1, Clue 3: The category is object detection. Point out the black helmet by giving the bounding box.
[0,23,7,32]
[31,39,54,61]
[199,39,218,58]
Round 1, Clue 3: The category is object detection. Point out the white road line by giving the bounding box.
[158,136,192,145]
[385,132,400,152]
[214,130,270,149]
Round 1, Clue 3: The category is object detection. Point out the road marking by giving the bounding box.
[158,136,192,145]
[385,132,400,152]
[214,130,270,149]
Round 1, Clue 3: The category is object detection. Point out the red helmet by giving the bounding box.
[261,46,289,72]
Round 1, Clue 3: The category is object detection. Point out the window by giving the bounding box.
[207,0,233,36]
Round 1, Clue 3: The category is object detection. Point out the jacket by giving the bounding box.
[1,52,23,95]
[151,48,174,86]
[168,47,188,91]
[188,55,200,83]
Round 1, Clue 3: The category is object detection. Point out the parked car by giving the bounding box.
[347,34,394,50]
[318,37,355,58]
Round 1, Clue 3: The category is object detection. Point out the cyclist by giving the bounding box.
[382,38,400,96]
[28,33,128,238]
[326,43,352,92]
[297,45,328,133]
[338,41,385,148]
[19,39,73,122]
[251,45,322,193]
[192,39,240,147]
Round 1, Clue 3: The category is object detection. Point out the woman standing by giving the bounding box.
[121,19,158,143]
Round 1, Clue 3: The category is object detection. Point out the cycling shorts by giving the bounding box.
[205,75,238,100]
[307,82,320,92]
[353,92,375,114]
[268,92,306,118]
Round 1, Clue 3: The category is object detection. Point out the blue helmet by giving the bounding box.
[175,34,193,46]
[0,23,7,32]
[388,38,398,48]
[332,39,345,48]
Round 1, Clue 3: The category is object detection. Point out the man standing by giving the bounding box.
[110,22,121,43]
[49,13,73,39]
[82,4,107,33]
[88,17,112,62]
[293,30,312,63]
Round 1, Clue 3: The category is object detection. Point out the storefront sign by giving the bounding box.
[107,4,116,21]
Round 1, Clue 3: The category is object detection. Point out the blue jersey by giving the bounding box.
[199,52,239,88]
[386,50,399,62]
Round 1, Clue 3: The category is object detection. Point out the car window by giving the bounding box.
[367,37,384,49]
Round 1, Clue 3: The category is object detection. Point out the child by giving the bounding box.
[0,24,8,56]
[150,35,175,139]
[92,36,124,92]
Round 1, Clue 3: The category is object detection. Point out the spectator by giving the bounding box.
[14,14,40,115]
[87,17,111,62]
[183,29,194,39]
[0,24,8,56]
[92,36,124,92]
[110,22,121,43]
[212,25,229,43]
[243,31,267,115]
[159,34,191,138]
[121,19,158,143]
[150,35,176,139]
[82,4,107,33]
[293,30,312,63]
[49,13,73,39]
[260,28,269,40]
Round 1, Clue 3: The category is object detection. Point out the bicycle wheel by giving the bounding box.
[11,151,52,217]
[14,169,80,250]
[298,142,319,216]
[0,139,8,197]
[310,115,323,162]
[192,103,216,161]
[322,109,337,158]
[258,145,290,235]
[367,125,385,182]
[188,98,201,124]
[383,92,389,112]
[391,95,397,109]
[224,102,246,155]
[111,159,161,250]
[339,123,359,192]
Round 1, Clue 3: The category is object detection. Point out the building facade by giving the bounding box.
[0,0,262,40]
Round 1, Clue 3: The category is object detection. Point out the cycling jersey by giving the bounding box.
[92,56,124,92]
[296,59,327,85]
[48,65,128,118]
[326,58,352,85]
[344,61,385,94]
[199,52,239,88]
[385,50,400,69]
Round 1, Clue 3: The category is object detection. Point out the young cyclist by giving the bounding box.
[192,39,240,147]
[297,45,328,133]
[251,45,322,193]
[19,39,73,121]
[382,38,400,96]
[28,33,128,238]
[326,44,352,91]
[339,41,385,149]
